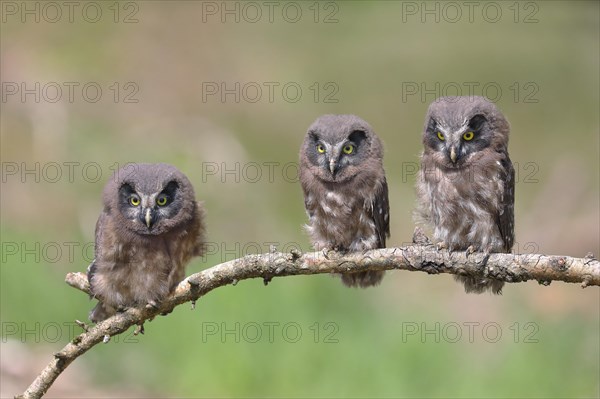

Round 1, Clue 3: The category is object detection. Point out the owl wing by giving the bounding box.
[304,197,314,219]
[191,201,207,257]
[371,176,391,248]
[497,154,515,252]
[87,211,108,288]
[301,185,316,219]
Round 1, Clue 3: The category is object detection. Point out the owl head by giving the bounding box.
[422,96,510,169]
[300,114,383,183]
[103,163,197,236]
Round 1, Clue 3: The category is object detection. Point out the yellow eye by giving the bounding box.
[463,131,474,141]
[129,195,140,206]
[316,144,326,153]
[437,132,445,141]
[157,195,168,206]
[343,144,354,154]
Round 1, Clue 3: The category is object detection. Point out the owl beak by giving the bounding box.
[145,209,152,228]
[329,159,338,175]
[140,208,157,229]
[450,146,457,163]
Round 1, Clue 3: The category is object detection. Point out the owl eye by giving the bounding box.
[316,144,326,153]
[129,195,140,206]
[156,194,168,207]
[436,132,445,141]
[342,144,354,154]
[463,131,475,141]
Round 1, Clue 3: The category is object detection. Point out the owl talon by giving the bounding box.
[466,246,476,256]
[145,300,160,310]
[134,323,145,335]
[412,226,431,245]
[160,309,173,316]
[290,248,302,261]
[481,252,491,266]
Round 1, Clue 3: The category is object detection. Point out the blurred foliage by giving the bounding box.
[1,1,598,398]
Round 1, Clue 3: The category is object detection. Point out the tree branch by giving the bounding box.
[18,245,599,398]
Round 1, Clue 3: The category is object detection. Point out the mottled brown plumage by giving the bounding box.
[416,96,514,294]
[300,114,390,288]
[88,163,206,322]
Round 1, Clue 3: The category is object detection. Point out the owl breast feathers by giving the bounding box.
[300,114,390,288]
[416,96,514,294]
[88,163,206,322]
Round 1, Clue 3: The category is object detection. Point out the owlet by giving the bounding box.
[416,96,515,294]
[300,114,390,288]
[88,163,206,322]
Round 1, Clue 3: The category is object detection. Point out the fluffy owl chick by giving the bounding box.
[88,163,206,322]
[300,114,390,288]
[416,96,514,294]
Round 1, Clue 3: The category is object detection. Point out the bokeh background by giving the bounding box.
[1,1,599,398]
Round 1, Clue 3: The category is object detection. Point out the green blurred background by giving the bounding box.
[1,1,598,397]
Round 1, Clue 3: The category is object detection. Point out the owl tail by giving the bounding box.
[341,271,385,288]
[454,275,504,295]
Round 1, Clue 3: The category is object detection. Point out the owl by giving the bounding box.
[88,163,206,322]
[416,96,515,294]
[300,114,390,288]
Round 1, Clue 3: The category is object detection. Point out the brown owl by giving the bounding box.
[88,163,206,322]
[416,96,515,294]
[300,114,390,288]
